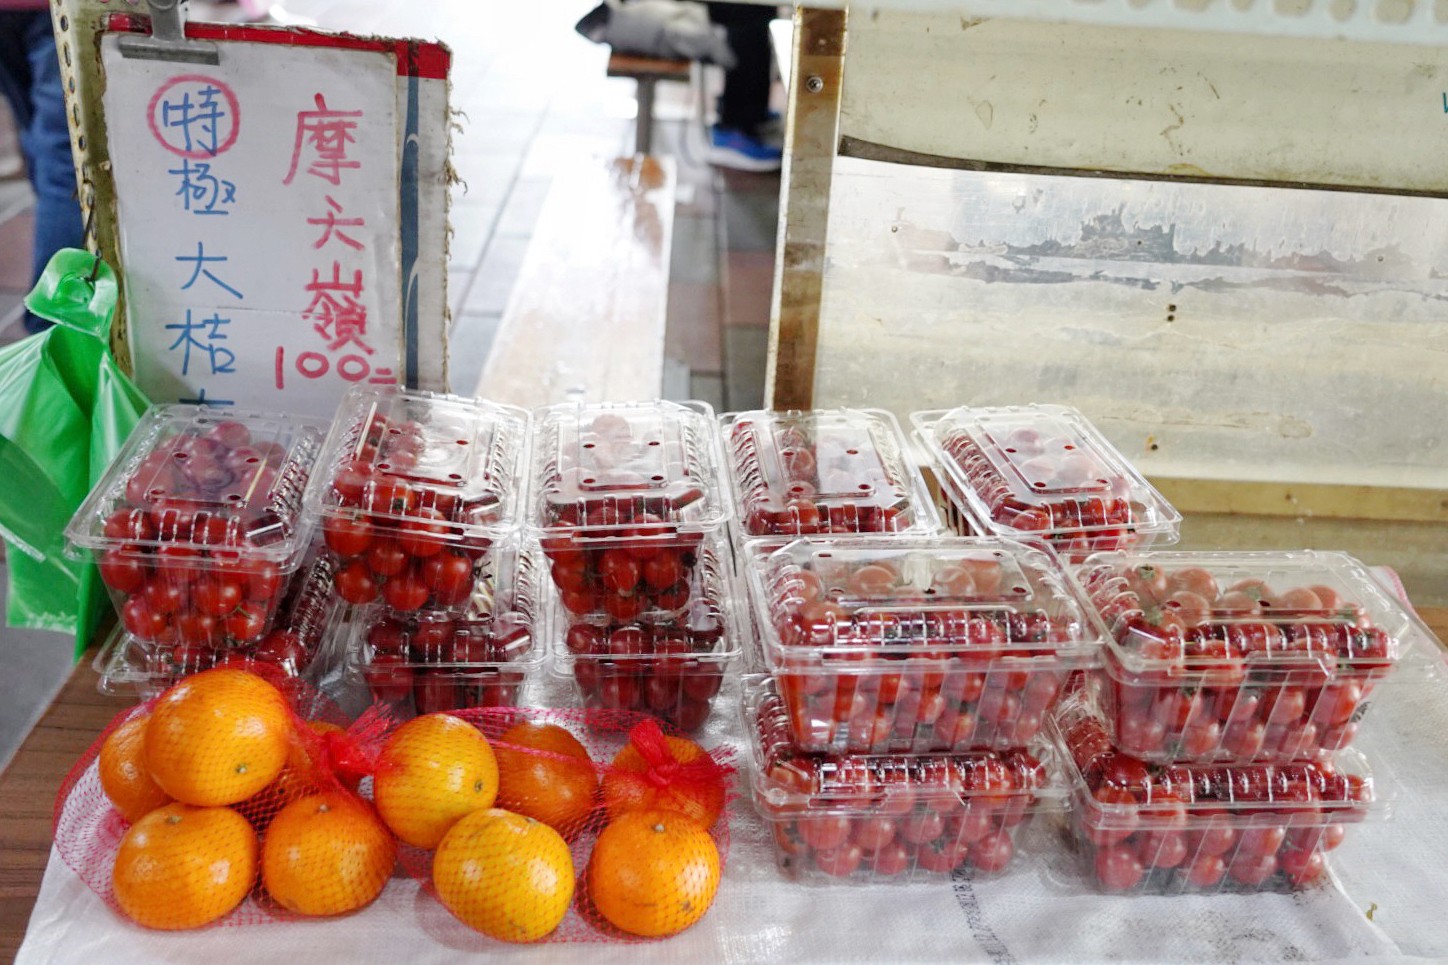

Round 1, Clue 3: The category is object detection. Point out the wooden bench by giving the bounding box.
[607,51,691,156]
[473,154,675,407]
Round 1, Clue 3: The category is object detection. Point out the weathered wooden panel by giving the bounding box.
[839,11,1448,193]
[811,157,1448,500]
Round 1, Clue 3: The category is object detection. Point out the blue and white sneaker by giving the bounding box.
[707,125,783,173]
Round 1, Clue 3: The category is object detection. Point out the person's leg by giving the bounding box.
[18,12,82,332]
[707,2,773,137]
[705,4,780,172]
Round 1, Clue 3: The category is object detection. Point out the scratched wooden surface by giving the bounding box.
[473,154,674,407]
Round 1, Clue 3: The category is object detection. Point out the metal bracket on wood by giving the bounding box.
[117,0,219,64]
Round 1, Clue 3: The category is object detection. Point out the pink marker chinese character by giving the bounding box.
[308,196,365,250]
[283,93,363,186]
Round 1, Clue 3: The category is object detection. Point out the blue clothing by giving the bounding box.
[0,11,84,333]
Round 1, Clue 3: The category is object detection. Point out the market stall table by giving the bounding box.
[3,607,1447,963]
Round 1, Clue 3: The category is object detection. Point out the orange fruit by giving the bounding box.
[432,808,574,943]
[251,720,355,816]
[112,802,258,930]
[261,791,396,916]
[601,733,725,829]
[494,722,598,838]
[97,713,171,823]
[145,669,293,807]
[587,809,720,937]
[373,713,498,849]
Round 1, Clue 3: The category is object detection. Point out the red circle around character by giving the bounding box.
[146,74,241,159]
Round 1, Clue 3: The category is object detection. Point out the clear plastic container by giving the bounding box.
[722,408,941,541]
[744,536,1107,754]
[747,675,1058,881]
[551,535,739,732]
[93,547,345,699]
[1050,679,1382,894]
[304,385,529,615]
[528,400,730,624]
[912,404,1181,562]
[351,543,542,717]
[1075,549,1420,763]
[67,405,327,648]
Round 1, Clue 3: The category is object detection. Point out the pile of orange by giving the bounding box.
[97,679,726,943]
[99,669,394,929]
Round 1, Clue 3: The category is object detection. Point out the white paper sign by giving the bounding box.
[101,36,409,417]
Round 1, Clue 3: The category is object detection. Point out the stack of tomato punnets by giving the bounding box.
[912,404,1181,562]
[747,676,1060,881]
[1051,678,1381,894]
[67,405,327,659]
[353,543,543,716]
[721,408,941,541]
[1057,549,1417,893]
[305,385,529,614]
[95,547,347,699]
[529,401,740,731]
[741,535,1104,879]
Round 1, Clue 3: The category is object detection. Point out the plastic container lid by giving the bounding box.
[304,384,529,544]
[744,536,1108,664]
[1050,678,1385,821]
[723,408,941,539]
[912,404,1181,546]
[528,400,729,537]
[351,543,543,672]
[67,405,327,564]
[1076,550,1421,681]
[746,675,1060,814]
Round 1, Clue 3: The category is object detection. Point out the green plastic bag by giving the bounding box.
[0,249,150,657]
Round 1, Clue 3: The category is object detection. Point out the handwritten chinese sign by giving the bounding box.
[100,34,439,416]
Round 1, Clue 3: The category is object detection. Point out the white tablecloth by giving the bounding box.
[19,591,1448,963]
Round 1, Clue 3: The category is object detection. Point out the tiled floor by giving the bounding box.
[0,0,780,766]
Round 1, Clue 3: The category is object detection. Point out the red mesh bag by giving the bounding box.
[54,666,396,930]
[56,669,735,943]
[385,710,736,943]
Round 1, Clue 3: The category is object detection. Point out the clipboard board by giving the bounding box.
[63,4,452,416]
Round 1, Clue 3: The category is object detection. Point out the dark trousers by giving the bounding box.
[0,12,83,332]
[707,2,774,137]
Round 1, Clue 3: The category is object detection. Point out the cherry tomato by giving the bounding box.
[422,551,474,598]
[382,570,429,611]
[251,629,307,673]
[599,551,641,594]
[366,538,410,578]
[195,577,245,617]
[334,560,380,604]
[323,513,373,558]
[225,603,268,643]
[798,815,852,851]
[813,844,864,878]
[1094,844,1145,891]
[99,549,147,594]
[397,508,449,558]
[121,596,166,638]
[968,830,1015,873]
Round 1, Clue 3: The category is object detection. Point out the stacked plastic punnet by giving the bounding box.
[912,403,1181,563]
[1056,550,1423,893]
[66,405,334,686]
[737,534,1106,881]
[527,401,743,733]
[721,408,942,544]
[303,385,536,715]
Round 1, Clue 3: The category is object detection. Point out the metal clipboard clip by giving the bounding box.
[117,0,220,65]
